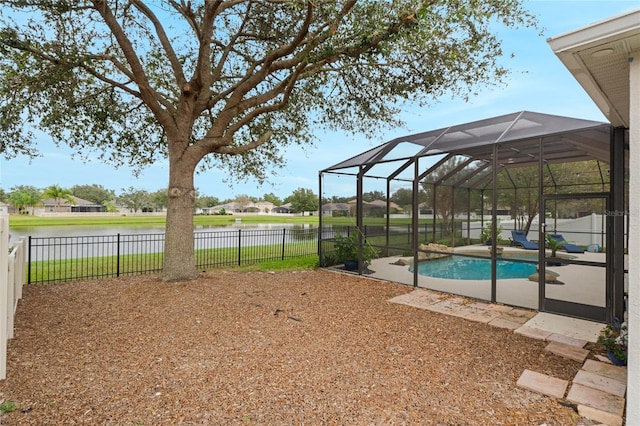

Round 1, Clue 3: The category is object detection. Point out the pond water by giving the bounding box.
[410,256,538,280]
[8,222,315,243]
[10,223,319,261]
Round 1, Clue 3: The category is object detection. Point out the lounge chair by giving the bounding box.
[549,233,584,253]
[511,230,538,250]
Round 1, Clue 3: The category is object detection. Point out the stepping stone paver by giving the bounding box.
[547,333,587,348]
[594,354,612,364]
[423,299,468,317]
[467,302,491,310]
[544,341,589,363]
[578,404,623,426]
[514,325,552,341]
[487,304,517,313]
[499,310,535,325]
[567,383,626,416]
[573,370,626,397]
[388,290,442,309]
[487,317,523,330]
[516,369,568,399]
[582,359,627,384]
[509,308,537,319]
[459,308,502,323]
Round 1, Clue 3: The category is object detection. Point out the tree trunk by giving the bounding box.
[161,155,198,281]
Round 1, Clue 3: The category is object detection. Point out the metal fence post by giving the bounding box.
[116,233,121,277]
[281,228,286,260]
[237,229,242,266]
[27,236,32,285]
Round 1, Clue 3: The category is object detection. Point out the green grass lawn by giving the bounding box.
[15,213,457,283]
[8,214,319,227]
[9,213,445,228]
[27,239,319,284]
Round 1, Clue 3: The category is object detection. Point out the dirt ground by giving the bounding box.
[0,269,589,425]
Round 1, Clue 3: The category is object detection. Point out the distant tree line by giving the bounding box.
[0,184,321,214]
[2,160,604,219]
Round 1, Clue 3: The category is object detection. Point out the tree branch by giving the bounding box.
[167,0,202,38]
[212,1,317,132]
[90,0,174,130]
[201,61,302,155]
[131,0,187,88]
[214,130,274,155]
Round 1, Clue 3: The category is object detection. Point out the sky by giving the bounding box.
[1,0,638,201]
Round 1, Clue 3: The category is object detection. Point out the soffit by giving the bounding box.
[548,8,640,128]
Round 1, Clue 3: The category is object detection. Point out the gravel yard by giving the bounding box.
[0,269,585,425]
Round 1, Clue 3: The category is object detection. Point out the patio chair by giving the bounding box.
[510,230,538,250]
[549,233,584,253]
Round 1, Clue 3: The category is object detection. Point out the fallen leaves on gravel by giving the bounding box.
[0,270,583,425]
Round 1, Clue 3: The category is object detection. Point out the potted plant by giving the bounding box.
[545,233,565,266]
[480,221,503,253]
[333,233,378,271]
[598,319,627,366]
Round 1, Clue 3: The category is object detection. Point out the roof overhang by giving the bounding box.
[548,8,640,128]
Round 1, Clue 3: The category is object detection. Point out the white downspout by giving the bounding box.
[627,50,640,423]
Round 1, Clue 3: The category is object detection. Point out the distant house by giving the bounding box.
[341,199,403,217]
[208,201,277,214]
[196,206,215,215]
[367,199,403,212]
[418,202,434,215]
[210,202,242,214]
[39,196,106,214]
[321,203,351,217]
[272,203,292,214]
[252,201,275,213]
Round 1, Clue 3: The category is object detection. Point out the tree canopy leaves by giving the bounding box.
[0,0,536,182]
[286,187,318,213]
[0,0,537,280]
[71,184,116,205]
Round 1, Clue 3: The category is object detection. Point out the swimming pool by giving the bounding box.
[410,256,538,280]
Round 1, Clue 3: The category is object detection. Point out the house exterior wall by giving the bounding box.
[627,49,639,423]
[39,205,72,214]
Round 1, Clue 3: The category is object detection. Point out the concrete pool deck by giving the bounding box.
[366,245,608,312]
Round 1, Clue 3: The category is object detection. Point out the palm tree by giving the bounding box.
[545,234,566,257]
[43,185,75,209]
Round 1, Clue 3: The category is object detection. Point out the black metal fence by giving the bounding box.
[27,228,318,284]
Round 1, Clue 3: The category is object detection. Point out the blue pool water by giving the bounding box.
[410,256,538,280]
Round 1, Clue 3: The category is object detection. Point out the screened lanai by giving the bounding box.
[319,111,628,323]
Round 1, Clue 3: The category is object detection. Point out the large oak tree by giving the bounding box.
[0,1,535,280]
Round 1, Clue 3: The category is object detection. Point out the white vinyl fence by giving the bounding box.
[0,214,26,379]
[462,213,609,248]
